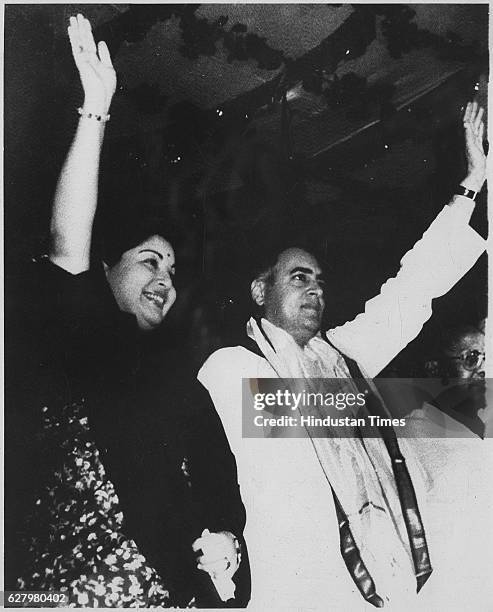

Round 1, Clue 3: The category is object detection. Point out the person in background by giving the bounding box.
[412,320,487,437]
[403,318,487,437]
[404,318,491,605]
[5,14,249,607]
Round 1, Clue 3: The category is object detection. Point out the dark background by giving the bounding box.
[4,4,488,373]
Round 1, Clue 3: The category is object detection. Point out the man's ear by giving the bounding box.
[251,278,266,306]
[102,261,110,278]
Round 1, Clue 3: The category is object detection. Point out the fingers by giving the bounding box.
[463,101,481,126]
[78,14,97,55]
[197,555,232,576]
[98,41,114,68]
[68,14,111,66]
[473,106,484,133]
[193,531,235,556]
[478,121,484,143]
[192,528,211,553]
[463,101,478,129]
[463,100,486,139]
[193,530,239,577]
[68,17,82,59]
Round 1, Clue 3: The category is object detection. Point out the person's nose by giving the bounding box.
[474,353,486,379]
[155,270,173,289]
[307,280,324,298]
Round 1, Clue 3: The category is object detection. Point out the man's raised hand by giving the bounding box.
[462,101,487,193]
[68,14,116,115]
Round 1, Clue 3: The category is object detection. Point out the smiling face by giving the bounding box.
[252,248,326,346]
[105,235,176,331]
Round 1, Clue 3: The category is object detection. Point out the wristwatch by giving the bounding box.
[455,185,478,201]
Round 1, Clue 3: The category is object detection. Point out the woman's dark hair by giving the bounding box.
[95,210,184,267]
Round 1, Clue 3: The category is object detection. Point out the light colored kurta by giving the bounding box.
[199,197,490,610]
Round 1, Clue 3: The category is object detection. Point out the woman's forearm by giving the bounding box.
[49,114,107,273]
[49,14,116,274]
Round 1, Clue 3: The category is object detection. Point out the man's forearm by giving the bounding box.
[327,197,486,377]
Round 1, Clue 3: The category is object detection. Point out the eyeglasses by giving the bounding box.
[449,349,485,371]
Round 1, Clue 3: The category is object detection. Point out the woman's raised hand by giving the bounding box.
[68,14,116,115]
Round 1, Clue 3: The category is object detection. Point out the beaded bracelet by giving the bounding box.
[77,107,110,122]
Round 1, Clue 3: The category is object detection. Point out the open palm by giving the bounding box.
[463,101,486,187]
[68,14,116,114]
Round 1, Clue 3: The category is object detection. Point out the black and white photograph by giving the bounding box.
[4,3,492,610]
